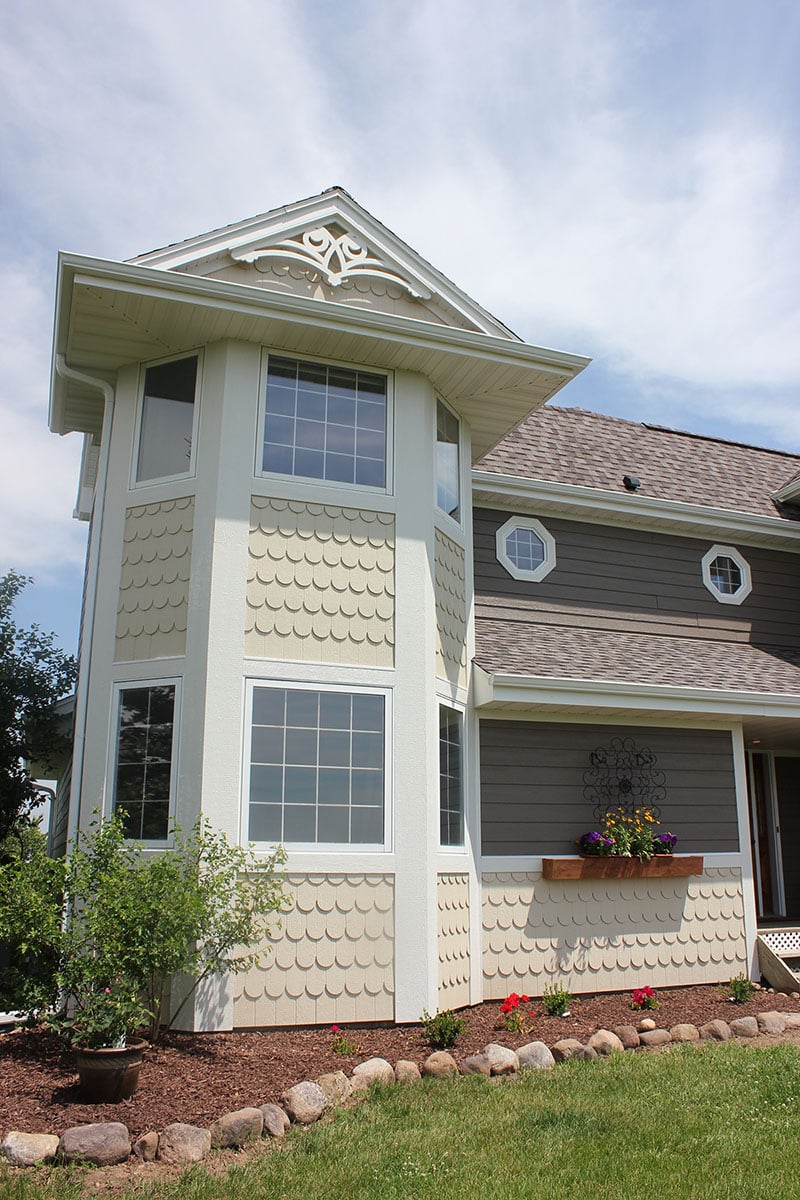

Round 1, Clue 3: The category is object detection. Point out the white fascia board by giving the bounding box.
[49,253,589,433]
[774,478,800,504]
[478,671,800,720]
[471,470,800,551]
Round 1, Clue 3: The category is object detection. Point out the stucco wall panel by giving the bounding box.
[233,873,394,1027]
[115,497,193,661]
[434,529,468,686]
[482,867,746,996]
[246,498,394,665]
[437,873,471,1008]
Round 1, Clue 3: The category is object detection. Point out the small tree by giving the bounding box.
[0,823,66,1014]
[0,571,76,851]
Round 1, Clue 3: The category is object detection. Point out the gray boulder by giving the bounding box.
[613,1025,640,1049]
[639,1029,671,1047]
[157,1123,212,1164]
[517,1041,555,1070]
[316,1071,353,1106]
[260,1103,291,1139]
[132,1131,159,1162]
[587,1029,625,1055]
[282,1081,328,1123]
[577,1045,599,1061]
[782,1012,800,1029]
[395,1060,422,1083]
[422,1051,459,1077]
[351,1058,395,1090]
[637,1017,657,1032]
[699,1020,731,1042]
[483,1043,519,1075]
[730,1016,759,1038]
[551,1038,585,1063]
[210,1107,264,1148]
[2,1132,60,1167]
[669,1024,699,1043]
[757,1011,787,1034]
[58,1123,130,1167]
[462,1053,492,1076]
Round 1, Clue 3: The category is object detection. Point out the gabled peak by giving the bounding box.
[129,188,518,339]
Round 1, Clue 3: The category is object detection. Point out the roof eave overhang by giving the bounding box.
[474,664,800,721]
[471,471,800,549]
[49,254,589,459]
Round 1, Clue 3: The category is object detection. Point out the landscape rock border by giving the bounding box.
[4,1010,800,1170]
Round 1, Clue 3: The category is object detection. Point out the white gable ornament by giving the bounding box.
[229,225,431,300]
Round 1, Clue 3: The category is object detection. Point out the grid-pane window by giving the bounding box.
[436,398,460,520]
[505,527,545,574]
[262,356,387,488]
[710,555,743,596]
[113,684,175,839]
[439,706,464,847]
[249,686,385,845]
[137,356,197,482]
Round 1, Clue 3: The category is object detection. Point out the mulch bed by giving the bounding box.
[2,984,799,1140]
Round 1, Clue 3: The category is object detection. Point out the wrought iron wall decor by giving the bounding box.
[583,736,666,822]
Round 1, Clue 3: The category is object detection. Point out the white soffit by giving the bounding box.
[49,256,589,457]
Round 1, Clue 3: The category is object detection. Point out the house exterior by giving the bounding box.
[48,188,800,1031]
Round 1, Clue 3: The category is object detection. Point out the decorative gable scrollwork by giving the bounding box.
[230,225,431,300]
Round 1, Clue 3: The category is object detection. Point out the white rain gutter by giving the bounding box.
[55,356,115,853]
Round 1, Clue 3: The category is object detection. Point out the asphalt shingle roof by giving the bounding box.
[477,406,800,522]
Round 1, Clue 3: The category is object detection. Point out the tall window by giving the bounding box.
[248,685,386,846]
[112,684,176,840]
[436,398,460,521]
[136,356,198,483]
[439,706,464,846]
[262,356,387,488]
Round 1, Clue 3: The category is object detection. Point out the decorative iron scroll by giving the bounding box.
[583,737,665,822]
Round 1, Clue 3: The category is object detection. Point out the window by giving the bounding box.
[436,398,460,521]
[248,685,386,846]
[261,355,387,488]
[496,516,556,582]
[136,355,198,483]
[112,684,176,840]
[701,544,752,605]
[439,706,464,847]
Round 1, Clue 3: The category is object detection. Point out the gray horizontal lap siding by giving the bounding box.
[480,721,739,855]
[473,508,800,647]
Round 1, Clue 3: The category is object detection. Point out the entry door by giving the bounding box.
[748,752,783,918]
[775,757,800,918]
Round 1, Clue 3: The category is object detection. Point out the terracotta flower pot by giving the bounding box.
[75,1038,148,1103]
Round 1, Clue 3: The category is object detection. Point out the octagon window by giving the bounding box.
[496,516,556,582]
[701,545,752,605]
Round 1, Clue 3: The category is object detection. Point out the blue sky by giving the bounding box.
[1,0,798,653]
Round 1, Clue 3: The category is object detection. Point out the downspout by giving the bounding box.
[55,356,115,853]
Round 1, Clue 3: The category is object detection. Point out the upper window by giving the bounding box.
[439,706,464,847]
[247,684,386,847]
[701,544,752,605]
[112,683,176,840]
[436,398,460,521]
[496,516,556,582]
[262,355,387,488]
[136,355,198,483]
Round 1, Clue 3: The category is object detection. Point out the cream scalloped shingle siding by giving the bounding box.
[481,868,746,996]
[115,497,194,661]
[233,873,394,1026]
[434,529,467,686]
[245,498,395,666]
[437,872,471,1007]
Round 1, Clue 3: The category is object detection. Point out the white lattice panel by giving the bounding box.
[761,930,800,955]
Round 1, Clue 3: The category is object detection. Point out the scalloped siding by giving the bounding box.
[434,529,467,686]
[115,497,194,661]
[245,498,395,666]
[233,873,394,1027]
[481,868,747,996]
[438,873,471,1007]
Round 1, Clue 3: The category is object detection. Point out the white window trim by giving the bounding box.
[434,394,463,531]
[701,544,752,605]
[130,350,203,491]
[439,701,466,850]
[496,515,556,582]
[242,677,393,854]
[256,349,395,497]
[105,676,182,847]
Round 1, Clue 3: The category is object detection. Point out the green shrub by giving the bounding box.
[420,1007,467,1049]
[729,973,755,1004]
[541,980,572,1016]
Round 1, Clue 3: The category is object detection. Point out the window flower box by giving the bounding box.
[541,855,704,880]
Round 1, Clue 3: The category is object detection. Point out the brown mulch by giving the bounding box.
[3,983,800,1141]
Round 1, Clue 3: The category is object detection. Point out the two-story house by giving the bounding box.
[48,188,800,1031]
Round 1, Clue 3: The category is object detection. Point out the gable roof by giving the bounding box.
[477,406,800,522]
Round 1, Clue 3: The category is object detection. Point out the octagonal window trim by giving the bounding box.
[701,544,752,605]
[496,516,556,583]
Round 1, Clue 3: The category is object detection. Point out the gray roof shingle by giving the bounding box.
[477,406,800,521]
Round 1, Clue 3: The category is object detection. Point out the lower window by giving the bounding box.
[112,684,176,840]
[439,706,464,846]
[248,684,386,846]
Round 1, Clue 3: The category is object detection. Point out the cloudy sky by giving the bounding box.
[1,0,798,651]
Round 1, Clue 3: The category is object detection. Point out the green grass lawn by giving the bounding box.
[5,1041,800,1200]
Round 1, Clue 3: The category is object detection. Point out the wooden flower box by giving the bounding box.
[541,855,704,880]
